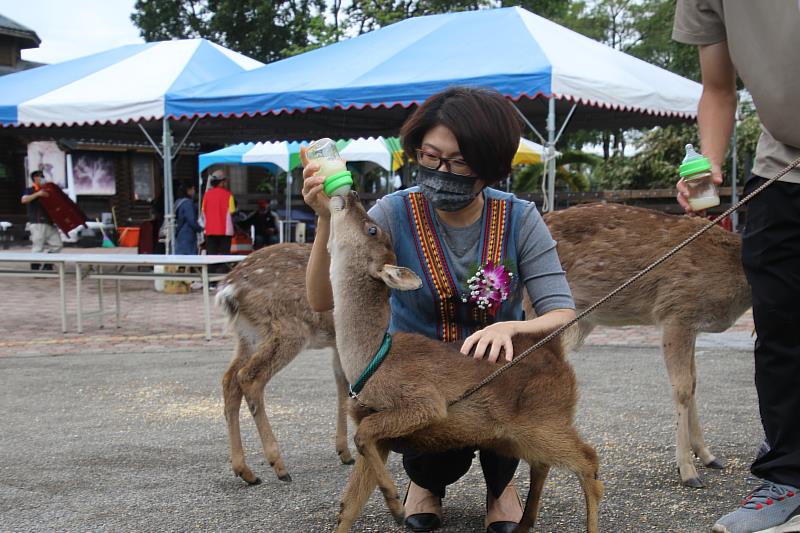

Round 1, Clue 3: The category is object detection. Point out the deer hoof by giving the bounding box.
[337,450,355,465]
[278,473,293,482]
[683,476,705,489]
[705,458,726,469]
[246,476,262,486]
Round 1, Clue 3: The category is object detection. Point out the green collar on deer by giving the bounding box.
[348,331,392,399]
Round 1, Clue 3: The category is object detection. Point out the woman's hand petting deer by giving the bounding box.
[302,87,596,533]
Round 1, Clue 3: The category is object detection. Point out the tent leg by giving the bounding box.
[163,118,175,254]
[546,98,556,213]
[730,95,740,230]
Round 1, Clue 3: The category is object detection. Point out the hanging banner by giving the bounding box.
[27,141,67,188]
[72,152,116,195]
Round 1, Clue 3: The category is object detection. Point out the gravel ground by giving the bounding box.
[0,340,761,532]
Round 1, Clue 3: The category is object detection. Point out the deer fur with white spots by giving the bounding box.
[544,203,751,488]
[216,244,354,485]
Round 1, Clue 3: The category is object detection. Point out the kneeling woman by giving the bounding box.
[302,87,576,533]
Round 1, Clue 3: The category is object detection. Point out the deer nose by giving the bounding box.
[330,195,345,212]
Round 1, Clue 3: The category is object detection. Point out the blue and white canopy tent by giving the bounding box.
[198,137,546,230]
[0,39,263,252]
[167,6,701,211]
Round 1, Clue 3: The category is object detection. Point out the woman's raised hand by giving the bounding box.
[300,146,330,218]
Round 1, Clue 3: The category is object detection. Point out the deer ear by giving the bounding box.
[378,265,422,291]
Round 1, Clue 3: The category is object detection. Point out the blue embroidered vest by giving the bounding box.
[383,187,527,342]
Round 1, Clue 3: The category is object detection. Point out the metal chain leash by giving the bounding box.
[449,155,800,406]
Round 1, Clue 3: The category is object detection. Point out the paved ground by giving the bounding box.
[0,247,762,532]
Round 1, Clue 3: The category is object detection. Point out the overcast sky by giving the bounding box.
[0,0,143,64]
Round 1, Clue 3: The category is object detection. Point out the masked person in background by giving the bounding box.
[302,87,576,533]
[21,170,62,269]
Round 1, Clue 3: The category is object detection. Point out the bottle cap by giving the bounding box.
[680,144,712,178]
[323,171,354,197]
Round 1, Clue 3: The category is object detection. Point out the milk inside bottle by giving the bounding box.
[306,138,353,197]
[680,144,719,211]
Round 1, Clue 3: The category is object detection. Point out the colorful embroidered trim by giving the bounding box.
[405,193,512,341]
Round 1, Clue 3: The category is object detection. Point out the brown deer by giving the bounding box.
[215,243,354,485]
[543,203,751,489]
[327,193,602,533]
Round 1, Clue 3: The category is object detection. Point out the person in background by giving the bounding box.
[20,170,62,269]
[202,170,236,278]
[174,181,201,255]
[247,197,279,249]
[673,2,800,532]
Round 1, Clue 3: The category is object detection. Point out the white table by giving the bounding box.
[0,252,245,340]
[0,252,70,332]
[68,254,245,340]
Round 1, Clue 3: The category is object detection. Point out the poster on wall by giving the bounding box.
[72,152,116,195]
[27,141,67,188]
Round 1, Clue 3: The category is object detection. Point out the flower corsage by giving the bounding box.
[461,261,516,316]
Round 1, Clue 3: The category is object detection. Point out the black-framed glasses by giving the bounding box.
[415,149,474,176]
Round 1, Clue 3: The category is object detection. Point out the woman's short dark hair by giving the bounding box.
[176,180,194,198]
[400,86,522,186]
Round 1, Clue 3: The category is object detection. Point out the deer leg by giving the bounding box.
[519,428,602,533]
[685,351,724,470]
[661,324,706,488]
[351,400,447,524]
[513,463,550,533]
[332,349,355,465]
[335,450,383,533]
[575,441,604,533]
[222,344,260,485]
[237,337,303,482]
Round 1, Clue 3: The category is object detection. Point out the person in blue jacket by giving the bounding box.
[174,181,201,255]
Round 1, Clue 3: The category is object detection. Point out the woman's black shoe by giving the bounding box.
[486,521,518,533]
[404,513,442,532]
[403,482,442,532]
[485,485,522,533]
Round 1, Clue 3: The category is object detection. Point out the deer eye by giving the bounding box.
[368,225,378,237]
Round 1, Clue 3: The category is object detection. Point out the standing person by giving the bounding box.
[20,170,62,269]
[673,3,800,532]
[202,170,236,263]
[302,87,576,533]
[174,181,201,255]
[247,198,279,249]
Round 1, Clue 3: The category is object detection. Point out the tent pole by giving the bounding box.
[162,118,175,254]
[138,123,164,158]
[730,94,740,231]
[172,117,199,157]
[554,103,577,144]
[513,104,545,144]
[285,171,292,242]
[546,98,556,212]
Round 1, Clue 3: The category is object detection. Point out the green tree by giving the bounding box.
[131,0,332,62]
[345,0,491,35]
[513,151,599,193]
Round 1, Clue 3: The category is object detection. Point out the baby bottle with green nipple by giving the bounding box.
[306,138,353,197]
[680,144,720,211]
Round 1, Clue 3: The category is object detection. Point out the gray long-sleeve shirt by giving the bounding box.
[368,195,574,316]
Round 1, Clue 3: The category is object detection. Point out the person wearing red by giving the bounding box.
[21,170,62,270]
[202,170,236,270]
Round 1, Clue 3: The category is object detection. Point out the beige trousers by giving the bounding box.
[29,223,63,253]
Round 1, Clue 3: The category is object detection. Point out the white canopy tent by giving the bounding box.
[0,39,263,252]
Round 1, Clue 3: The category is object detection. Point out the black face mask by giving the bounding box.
[416,166,480,211]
